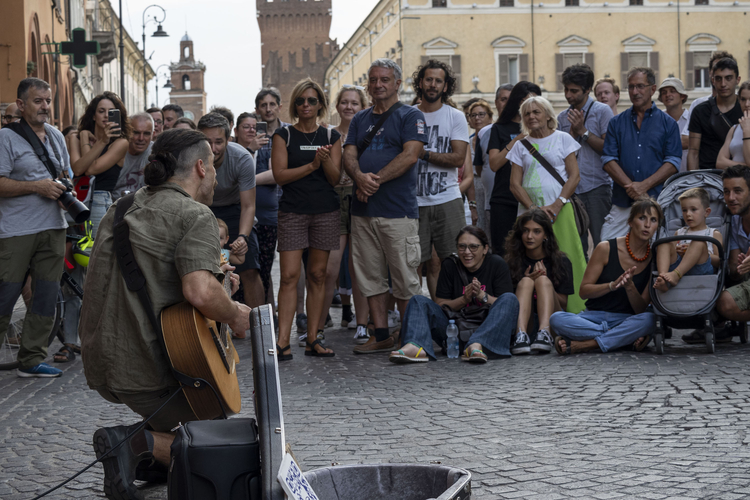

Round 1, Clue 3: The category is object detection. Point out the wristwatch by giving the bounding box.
[558,196,569,204]
[238,234,251,246]
[581,130,590,142]
[481,292,489,304]
[423,151,431,163]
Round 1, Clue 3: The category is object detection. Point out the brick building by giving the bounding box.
[168,33,206,121]
[256,0,339,105]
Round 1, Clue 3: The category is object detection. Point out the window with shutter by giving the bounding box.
[650,51,659,83]
[555,53,564,91]
[685,52,695,90]
[620,52,630,90]
[695,0,709,4]
[628,52,648,68]
[433,0,448,6]
[629,0,643,4]
[499,0,514,6]
[566,0,579,5]
[693,51,711,90]
[451,55,462,92]
[497,54,510,85]
[584,53,595,74]
[519,54,529,82]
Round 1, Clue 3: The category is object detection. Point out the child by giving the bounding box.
[504,209,575,354]
[654,187,722,292]
[217,218,246,266]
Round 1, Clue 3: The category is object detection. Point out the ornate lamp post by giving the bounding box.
[142,5,169,110]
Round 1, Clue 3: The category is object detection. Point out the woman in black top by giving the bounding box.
[389,226,519,364]
[272,78,341,360]
[487,81,541,253]
[72,92,130,238]
[505,209,574,355]
[550,199,662,354]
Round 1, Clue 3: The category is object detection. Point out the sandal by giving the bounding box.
[389,344,428,364]
[633,335,651,352]
[53,344,75,363]
[555,337,571,356]
[461,347,488,364]
[66,343,81,354]
[305,339,335,357]
[276,344,292,362]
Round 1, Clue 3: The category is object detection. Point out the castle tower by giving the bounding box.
[256,0,339,104]
[168,33,207,121]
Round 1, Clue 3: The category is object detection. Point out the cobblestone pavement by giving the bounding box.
[3,292,750,498]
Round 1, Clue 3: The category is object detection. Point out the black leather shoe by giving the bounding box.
[93,424,153,500]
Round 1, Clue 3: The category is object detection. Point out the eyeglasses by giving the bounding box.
[342,84,365,90]
[469,112,488,119]
[295,97,320,107]
[239,124,256,131]
[627,84,650,91]
[2,115,14,122]
[457,243,482,252]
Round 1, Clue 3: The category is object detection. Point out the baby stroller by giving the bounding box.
[651,170,745,354]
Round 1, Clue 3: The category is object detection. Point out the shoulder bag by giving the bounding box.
[520,138,590,237]
[357,102,403,160]
[440,255,492,342]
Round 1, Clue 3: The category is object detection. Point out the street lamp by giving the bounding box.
[142,5,169,111]
[153,63,172,108]
[368,30,378,64]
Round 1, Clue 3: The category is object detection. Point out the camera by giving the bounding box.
[56,178,91,224]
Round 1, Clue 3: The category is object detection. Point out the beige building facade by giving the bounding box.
[325,0,749,118]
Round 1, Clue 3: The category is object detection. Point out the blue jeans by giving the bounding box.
[550,309,656,352]
[90,190,113,239]
[400,294,519,360]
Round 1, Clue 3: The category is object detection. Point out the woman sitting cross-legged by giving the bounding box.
[389,226,519,364]
[505,209,575,355]
[549,199,661,354]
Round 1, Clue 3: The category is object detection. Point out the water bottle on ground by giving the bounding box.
[446,320,459,359]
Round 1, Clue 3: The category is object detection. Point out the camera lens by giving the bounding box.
[59,192,91,224]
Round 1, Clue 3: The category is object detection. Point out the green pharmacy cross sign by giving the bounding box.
[60,28,100,68]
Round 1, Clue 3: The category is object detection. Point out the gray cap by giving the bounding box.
[658,77,688,97]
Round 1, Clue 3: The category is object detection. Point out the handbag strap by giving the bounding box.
[520,138,566,188]
[449,254,471,288]
[112,194,220,398]
[357,102,404,160]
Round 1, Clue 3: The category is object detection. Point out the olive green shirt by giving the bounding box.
[80,183,223,394]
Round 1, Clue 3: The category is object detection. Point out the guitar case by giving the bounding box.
[167,304,285,500]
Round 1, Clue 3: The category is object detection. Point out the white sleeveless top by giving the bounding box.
[729,125,746,164]
[677,226,714,254]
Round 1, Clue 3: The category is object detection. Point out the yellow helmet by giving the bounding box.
[73,222,94,267]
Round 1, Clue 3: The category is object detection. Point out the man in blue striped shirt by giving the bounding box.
[600,67,682,241]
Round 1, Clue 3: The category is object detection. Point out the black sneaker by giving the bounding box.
[341,307,354,326]
[511,331,531,355]
[531,329,553,353]
[295,312,307,333]
[93,424,153,500]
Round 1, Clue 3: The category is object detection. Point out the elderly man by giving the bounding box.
[600,67,682,240]
[344,58,428,354]
[2,102,21,127]
[112,113,154,200]
[0,78,70,378]
[657,77,690,171]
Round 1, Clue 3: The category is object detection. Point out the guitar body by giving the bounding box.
[161,301,241,420]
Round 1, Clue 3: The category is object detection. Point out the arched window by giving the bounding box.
[183,46,190,59]
[182,74,191,90]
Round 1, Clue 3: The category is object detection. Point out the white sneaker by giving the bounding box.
[387,310,400,328]
[353,325,370,344]
[298,333,307,347]
[347,318,357,329]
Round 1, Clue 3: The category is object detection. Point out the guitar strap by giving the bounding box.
[113,194,225,413]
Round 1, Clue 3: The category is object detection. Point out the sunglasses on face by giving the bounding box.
[295,97,319,107]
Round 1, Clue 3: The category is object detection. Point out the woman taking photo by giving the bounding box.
[550,199,660,354]
[316,85,372,344]
[486,81,542,253]
[507,95,586,313]
[504,209,574,354]
[389,226,518,364]
[272,78,342,360]
[717,81,750,169]
[72,92,130,237]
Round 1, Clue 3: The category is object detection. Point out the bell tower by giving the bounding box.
[168,33,207,121]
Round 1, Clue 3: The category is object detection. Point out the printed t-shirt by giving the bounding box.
[345,105,427,218]
[113,143,152,200]
[414,104,470,207]
[436,253,513,301]
[273,125,341,214]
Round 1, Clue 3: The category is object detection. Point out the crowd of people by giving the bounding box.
[2,48,749,500]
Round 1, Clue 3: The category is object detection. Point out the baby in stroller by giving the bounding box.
[654,187,723,292]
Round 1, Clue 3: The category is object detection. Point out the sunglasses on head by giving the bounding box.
[342,84,366,90]
[295,97,319,107]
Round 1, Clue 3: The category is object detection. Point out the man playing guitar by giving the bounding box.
[79,129,251,500]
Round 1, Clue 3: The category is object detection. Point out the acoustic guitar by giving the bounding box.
[160,256,241,420]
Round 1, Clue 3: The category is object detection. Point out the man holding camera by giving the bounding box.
[0,78,70,378]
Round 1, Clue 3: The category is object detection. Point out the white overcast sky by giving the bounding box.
[122,0,380,115]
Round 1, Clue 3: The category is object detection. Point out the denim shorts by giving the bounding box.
[669,254,714,276]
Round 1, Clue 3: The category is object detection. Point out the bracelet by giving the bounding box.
[744,137,750,141]
[609,281,614,291]
[674,269,683,279]
[505,145,511,152]
[468,201,477,208]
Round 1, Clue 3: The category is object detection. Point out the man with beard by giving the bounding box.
[162,103,184,130]
[113,113,154,199]
[558,63,614,254]
[600,67,682,240]
[0,78,70,378]
[80,129,252,500]
[412,59,469,300]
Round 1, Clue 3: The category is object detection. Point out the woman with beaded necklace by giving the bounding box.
[550,199,661,354]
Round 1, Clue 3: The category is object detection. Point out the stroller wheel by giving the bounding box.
[654,332,664,355]
[705,330,715,354]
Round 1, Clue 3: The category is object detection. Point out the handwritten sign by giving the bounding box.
[277,453,319,500]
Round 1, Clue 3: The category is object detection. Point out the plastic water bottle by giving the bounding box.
[446,320,459,359]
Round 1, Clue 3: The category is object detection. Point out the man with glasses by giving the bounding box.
[687,57,743,171]
[146,107,164,138]
[600,67,682,240]
[2,103,21,127]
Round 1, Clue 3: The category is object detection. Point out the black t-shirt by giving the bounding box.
[487,121,521,207]
[513,254,575,295]
[688,98,743,170]
[436,253,513,302]
[274,125,341,214]
[92,141,121,192]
